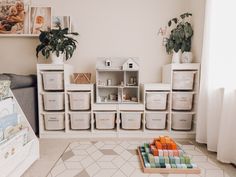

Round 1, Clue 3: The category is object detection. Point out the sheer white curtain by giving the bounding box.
[196,0,236,163]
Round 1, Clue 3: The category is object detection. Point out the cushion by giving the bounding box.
[2,74,37,89]
[0,74,11,81]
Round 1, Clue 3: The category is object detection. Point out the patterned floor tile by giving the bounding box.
[97,161,117,169]
[80,156,94,168]
[112,156,126,168]
[64,161,83,169]
[99,149,118,155]
[130,168,149,177]
[86,163,100,176]
[51,163,66,177]
[120,162,135,176]
[57,169,82,177]
[93,169,117,177]
[74,169,90,177]
[112,170,126,177]
[91,150,103,161]
[97,155,116,161]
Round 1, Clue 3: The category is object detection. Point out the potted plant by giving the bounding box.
[36,25,79,64]
[165,12,193,63]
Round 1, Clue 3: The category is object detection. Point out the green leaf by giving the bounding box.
[168,20,172,27]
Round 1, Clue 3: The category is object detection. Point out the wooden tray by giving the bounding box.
[137,148,201,174]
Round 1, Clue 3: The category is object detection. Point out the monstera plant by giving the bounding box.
[36,25,79,64]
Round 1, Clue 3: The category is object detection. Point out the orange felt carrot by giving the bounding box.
[155,141,162,149]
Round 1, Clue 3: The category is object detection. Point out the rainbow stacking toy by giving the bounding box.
[137,136,201,174]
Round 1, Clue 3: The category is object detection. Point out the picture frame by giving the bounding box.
[52,16,71,31]
[0,0,31,34]
[30,6,51,34]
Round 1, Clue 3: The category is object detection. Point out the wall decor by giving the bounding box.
[0,0,30,34]
[30,6,51,34]
[52,16,70,31]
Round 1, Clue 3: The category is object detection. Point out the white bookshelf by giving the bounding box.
[37,63,200,139]
[1,91,39,177]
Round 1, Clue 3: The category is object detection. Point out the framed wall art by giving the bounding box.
[30,6,51,34]
[52,16,70,30]
[0,0,31,34]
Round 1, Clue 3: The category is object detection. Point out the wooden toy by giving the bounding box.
[137,136,201,174]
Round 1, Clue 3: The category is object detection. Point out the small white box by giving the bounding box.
[44,113,65,130]
[121,112,142,130]
[146,113,166,130]
[172,114,193,130]
[95,112,115,129]
[43,93,64,111]
[42,72,64,91]
[146,92,168,110]
[69,92,90,110]
[70,112,91,130]
[172,71,195,90]
[172,92,193,111]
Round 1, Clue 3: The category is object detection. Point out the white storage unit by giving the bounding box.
[95,112,116,129]
[42,71,64,90]
[146,112,167,130]
[172,71,195,90]
[44,113,65,130]
[121,112,142,130]
[172,114,193,130]
[172,92,194,111]
[37,63,200,139]
[69,92,91,110]
[43,92,64,111]
[162,63,200,134]
[146,92,168,110]
[70,112,91,130]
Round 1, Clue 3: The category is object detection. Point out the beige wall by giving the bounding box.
[0,0,205,83]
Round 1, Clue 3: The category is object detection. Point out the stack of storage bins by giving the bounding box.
[68,92,91,130]
[41,71,65,131]
[145,92,168,130]
[171,71,195,130]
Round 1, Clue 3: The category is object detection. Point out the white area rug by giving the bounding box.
[47,140,230,177]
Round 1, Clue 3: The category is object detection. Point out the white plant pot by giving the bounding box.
[181,52,193,63]
[51,53,64,64]
[172,50,181,63]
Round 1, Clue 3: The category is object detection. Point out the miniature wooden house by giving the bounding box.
[122,58,139,70]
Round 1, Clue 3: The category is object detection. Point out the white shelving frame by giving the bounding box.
[1,91,39,177]
[37,63,200,139]
[96,58,140,104]
[162,63,201,136]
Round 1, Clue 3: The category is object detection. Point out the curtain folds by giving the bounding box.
[196,0,236,164]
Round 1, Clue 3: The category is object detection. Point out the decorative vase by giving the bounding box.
[181,52,193,63]
[172,50,181,63]
[51,52,64,64]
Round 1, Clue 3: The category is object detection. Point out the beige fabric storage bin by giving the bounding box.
[70,112,91,130]
[121,112,142,130]
[44,113,65,130]
[172,71,195,90]
[69,92,90,110]
[146,92,168,110]
[172,114,193,130]
[95,112,116,129]
[43,93,64,111]
[146,113,166,130]
[172,92,193,111]
[42,72,64,91]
